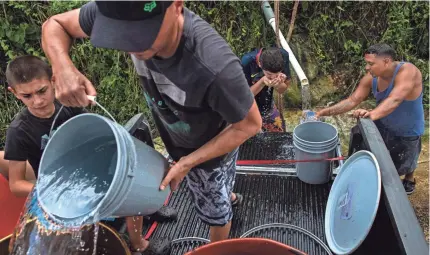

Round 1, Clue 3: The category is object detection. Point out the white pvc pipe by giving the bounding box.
[268,18,309,87]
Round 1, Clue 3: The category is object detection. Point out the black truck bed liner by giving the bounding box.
[124,117,428,255]
[142,132,335,255]
[237,132,296,168]
[147,132,335,254]
[150,174,331,255]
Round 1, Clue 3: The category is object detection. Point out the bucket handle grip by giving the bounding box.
[49,96,117,138]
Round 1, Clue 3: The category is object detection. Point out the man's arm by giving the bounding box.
[42,8,88,73]
[41,3,96,107]
[317,73,373,117]
[367,69,415,120]
[181,101,261,167]
[160,101,261,190]
[8,161,34,197]
[160,58,261,190]
[192,62,261,161]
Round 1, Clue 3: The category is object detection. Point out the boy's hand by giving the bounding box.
[261,76,273,86]
[278,73,287,83]
[267,73,287,89]
[52,67,97,107]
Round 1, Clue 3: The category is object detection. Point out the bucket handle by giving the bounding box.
[49,96,117,138]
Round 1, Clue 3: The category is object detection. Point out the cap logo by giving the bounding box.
[144,1,157,12]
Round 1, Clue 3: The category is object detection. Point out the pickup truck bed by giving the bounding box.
[2,117,427,255]
[117,117,428,255]
[148,133,331,255]
[152,174,330,255]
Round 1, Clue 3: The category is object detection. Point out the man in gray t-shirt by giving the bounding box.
[41,1,262,253]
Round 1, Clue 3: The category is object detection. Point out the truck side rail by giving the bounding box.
[352,118,428,255]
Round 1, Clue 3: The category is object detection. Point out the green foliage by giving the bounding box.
[294,1,429,107]
[185,1,267,56]
[0,1,149,148]
[0,1,428,148]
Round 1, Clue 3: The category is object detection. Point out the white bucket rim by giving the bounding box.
[293,121,339,145]
[293,140,339,154]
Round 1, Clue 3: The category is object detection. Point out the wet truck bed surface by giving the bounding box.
[150,175,331,255]
[147,132,333,255]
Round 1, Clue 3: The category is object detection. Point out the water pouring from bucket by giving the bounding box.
[36,97,171,227]
[7,189,130,255]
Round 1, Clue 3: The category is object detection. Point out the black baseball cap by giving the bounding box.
[90,1,173,52]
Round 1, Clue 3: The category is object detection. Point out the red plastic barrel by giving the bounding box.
[0,174,26,239]
[186,238,307,255]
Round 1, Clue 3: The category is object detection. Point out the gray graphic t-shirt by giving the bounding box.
[79,3,254,163]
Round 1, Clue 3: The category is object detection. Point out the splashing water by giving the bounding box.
[11,189,96,255]
[11,137,118,254]
[91,213,100,255]
[301,84,312,110]
[38,136,116,226]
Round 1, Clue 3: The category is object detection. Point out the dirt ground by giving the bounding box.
[409,139,429,242]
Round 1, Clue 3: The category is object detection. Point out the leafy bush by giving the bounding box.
[0,1,428,148]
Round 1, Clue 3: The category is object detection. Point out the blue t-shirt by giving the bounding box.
[241,48,290,116]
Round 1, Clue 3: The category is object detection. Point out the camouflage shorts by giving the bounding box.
[185,148,238,226]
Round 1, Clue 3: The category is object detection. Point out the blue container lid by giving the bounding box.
[325,150,381,255]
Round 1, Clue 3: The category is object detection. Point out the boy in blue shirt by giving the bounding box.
[242,47,291,132]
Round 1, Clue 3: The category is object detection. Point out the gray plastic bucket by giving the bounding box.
[293,122,339,185]
[36,113,170,226]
